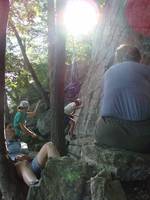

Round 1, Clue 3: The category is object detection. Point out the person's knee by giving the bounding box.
[45,142,60,157]
[43,142,54,149]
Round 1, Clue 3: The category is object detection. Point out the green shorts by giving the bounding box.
[95,117,150,153]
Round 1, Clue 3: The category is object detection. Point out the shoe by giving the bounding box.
[29,179,40,187]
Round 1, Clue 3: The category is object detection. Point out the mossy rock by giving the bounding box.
[27,157,93,200]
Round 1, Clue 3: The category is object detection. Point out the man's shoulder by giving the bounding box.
[15,111,24,118]
[14,111,27,122]
[107,61,149,72]
[109,61,134,68]
[64,102,76,114]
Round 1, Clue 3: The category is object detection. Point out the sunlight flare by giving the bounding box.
[63,0,99,36]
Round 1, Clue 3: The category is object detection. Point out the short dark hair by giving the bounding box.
[115,44,141,63]
[74,98,81,106]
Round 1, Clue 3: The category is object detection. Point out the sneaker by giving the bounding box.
[29,179,40,187]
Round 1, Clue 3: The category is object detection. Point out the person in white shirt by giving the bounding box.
[64,98,82,139]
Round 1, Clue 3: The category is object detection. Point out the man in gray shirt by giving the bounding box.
[95,44,150,153]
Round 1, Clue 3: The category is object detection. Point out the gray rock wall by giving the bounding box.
[75,0,143,137]
[27,146,150,200]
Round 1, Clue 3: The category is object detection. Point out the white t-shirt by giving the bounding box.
[64,102,76,115]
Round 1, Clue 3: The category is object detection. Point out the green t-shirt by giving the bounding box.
[13,111,27,137]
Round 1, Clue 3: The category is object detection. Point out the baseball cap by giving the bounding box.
[18,100,29,109]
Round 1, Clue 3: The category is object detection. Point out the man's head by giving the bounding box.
[74,98,82,106]
[18,100,29,111]
[5,122,16,140]
[115,44,141,63]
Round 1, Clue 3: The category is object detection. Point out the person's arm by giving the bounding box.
[75,105,83,110]
[15,154,32,161]
[71,104,83,115]
[20,123,37,138]
[27,100,41,118]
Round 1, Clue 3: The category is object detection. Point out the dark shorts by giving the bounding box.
[64,114,70,126]
[31,157,42,178]
[95,117,150,153]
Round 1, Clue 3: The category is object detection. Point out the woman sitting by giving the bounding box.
[5,122,60,186]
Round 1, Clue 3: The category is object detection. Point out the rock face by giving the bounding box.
[74,0,150,138]
[75,0,139,137]
[68,136,95,159]
[81,145,150,181]
[27,145,150,200]
[90,171,126,200]
[27,157,93,200]
[36,109,52,137]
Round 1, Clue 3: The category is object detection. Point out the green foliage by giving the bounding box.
[6,0,48,109]
[6,0,102,112]
[66,36,92,64]
[97,0,107,6]
[65,0,106,65]
[35,63,48,87]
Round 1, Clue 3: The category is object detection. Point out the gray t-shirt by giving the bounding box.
[100,61,150,121]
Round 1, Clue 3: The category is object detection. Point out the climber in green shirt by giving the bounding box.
[13,100,40,138]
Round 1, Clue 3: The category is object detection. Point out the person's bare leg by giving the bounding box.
[15,160,38,186]
[68,120,75,138]
[36,142,60,168]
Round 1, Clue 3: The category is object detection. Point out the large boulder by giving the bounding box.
[90,170,126,200]
[68,136,95,159]
[27,157,93,200]
[26,147,150,200]
[81,144,150,181]
[36,109,52,137]
[27,156,128,200]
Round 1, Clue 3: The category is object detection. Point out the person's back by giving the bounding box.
[95,44,150,153]
[64,102,76,115]
[101,61,150,121]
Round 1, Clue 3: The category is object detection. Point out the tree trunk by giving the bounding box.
[75,0,143,136]
[48,0,67,155]
[0,1,16,199]
[0,2,29,199]
[0,0,9,158]
[4,90,11,122]
[10,22,50,108]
